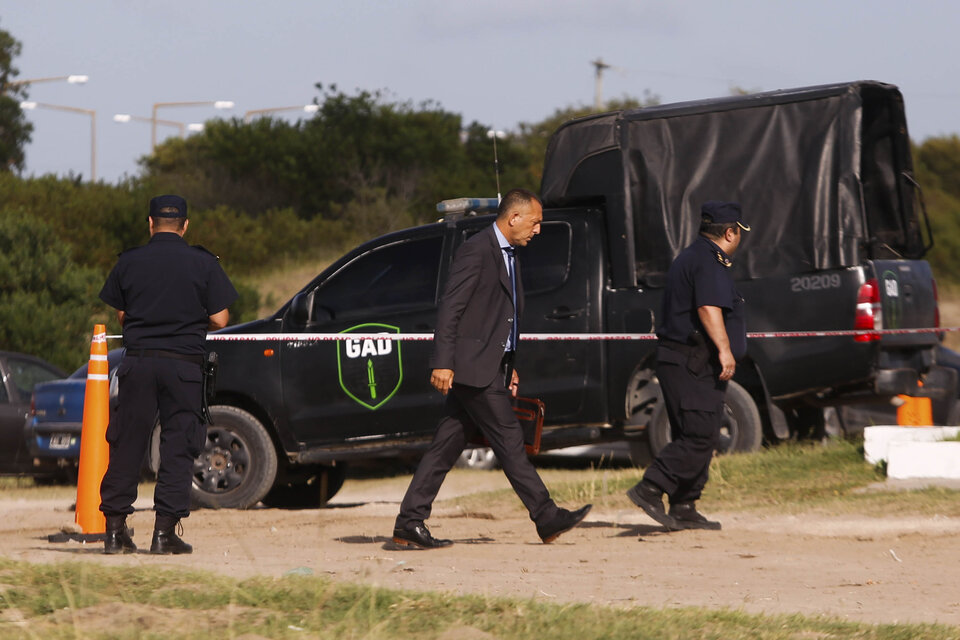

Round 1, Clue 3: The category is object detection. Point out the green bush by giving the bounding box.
[0,211,102,370]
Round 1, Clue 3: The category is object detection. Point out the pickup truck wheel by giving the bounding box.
[624,367,660,436]
[648,380,762,456]
[261,465,346,509]
[455,447,498,470]
[191,406,278,510]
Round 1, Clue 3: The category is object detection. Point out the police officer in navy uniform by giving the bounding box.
[98,195,237,555]
[627,201,749,531]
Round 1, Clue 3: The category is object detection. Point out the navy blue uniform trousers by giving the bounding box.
[100,354,205,518]
[644,346,726,504]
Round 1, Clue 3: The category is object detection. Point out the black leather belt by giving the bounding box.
[127,349,204,365]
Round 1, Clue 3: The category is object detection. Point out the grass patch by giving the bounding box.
[0,558,956,639]
[455,439,960,518]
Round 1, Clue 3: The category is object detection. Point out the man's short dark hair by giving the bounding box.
[498,188,541,219]
[151,215,187,231]
[700,219,738,239]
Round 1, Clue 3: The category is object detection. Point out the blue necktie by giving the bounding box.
[503,246,518,351]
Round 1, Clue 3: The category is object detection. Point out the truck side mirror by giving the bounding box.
[289,291,314,325]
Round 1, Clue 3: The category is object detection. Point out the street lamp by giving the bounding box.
[243,104,319,124]
[487,129,506,202]
[114,113,187,137]
[3,74,89,91]
[151,100,234,150]
[20,100,97,181]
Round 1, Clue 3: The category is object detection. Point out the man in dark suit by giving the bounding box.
[392,188,592,549]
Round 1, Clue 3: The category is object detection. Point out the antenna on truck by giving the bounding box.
[487,129,505,203]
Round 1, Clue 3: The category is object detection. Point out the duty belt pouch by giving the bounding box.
[201,351,219,425]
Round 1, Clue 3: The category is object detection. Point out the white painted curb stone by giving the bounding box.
[886,441,960,479]
[863,425,960,465]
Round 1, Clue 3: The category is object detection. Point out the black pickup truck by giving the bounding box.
[199,80,954,509]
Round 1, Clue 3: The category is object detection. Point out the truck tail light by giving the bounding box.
[854,279,882,342]
[29,392,36,416]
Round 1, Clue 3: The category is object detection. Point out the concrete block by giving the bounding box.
[863,425,960,464]
[886,441,960,479]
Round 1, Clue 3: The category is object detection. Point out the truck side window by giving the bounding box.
[458,221,572,295]
[520,221,572,295]
[312,236,443,317]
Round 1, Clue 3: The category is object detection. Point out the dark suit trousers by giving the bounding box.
[396,374,558,530]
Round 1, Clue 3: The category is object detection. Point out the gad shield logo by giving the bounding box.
[337,323,403,410]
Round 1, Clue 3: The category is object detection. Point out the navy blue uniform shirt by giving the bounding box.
[656,236,747,360]
[99,232,238,355]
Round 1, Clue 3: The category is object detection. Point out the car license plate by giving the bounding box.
[48,434,73,450]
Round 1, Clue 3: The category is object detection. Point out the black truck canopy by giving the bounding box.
[541,81,928,287]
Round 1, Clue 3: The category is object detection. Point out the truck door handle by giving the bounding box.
[545,306,584,320]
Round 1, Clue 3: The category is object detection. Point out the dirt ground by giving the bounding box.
[2,470,959,629]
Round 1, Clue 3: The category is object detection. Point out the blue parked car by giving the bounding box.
[24,349,125,477]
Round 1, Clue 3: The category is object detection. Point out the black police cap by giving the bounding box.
[701,200,749,231]
[149,195,188,218]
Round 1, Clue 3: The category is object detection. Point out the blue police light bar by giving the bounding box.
[436,197,500,215]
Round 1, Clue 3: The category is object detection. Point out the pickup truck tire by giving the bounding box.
[191,405,278,510]
[648,380,762,456]
[455,447,498,470]
[261,464,346,508]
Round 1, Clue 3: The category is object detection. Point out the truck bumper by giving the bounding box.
[874,365,957,400]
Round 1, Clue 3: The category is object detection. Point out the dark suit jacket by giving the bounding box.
[429,225,524,388]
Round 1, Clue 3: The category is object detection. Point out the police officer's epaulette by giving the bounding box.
[192,245,221,260]
[714,251,732,268]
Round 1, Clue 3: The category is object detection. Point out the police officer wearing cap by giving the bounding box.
[626,200,749,532]
[98,195,238,555]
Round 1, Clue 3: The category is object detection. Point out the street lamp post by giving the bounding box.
[2,74,89,91]
[114,113,187,137]
[243,104,319,124]
[151,100,234,150]
[20,101,96,181]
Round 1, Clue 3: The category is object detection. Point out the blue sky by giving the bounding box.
[5,0,959,184]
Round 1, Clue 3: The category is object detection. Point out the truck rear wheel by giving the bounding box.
[191,405,278,510]
[648,380,762,456]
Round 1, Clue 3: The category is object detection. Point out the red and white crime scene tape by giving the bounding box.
[103,327,960,342]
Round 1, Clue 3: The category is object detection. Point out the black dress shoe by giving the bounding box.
[103,515,137,555]
[392,523,453,550]
[626,480,680,531]
[668,502,722,530]
[536,504,592,543]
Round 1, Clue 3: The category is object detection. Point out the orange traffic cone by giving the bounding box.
[897,380,934,427]
[74,324,111,536]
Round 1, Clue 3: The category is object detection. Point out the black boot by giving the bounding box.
[626,480,681,531]
[104,514,137,555]
[668,502,722,530]
[150,513,193,555]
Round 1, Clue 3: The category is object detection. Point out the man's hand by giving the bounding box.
[431,368,454,395]
[717,349,736,381]
[509,369,520,398]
